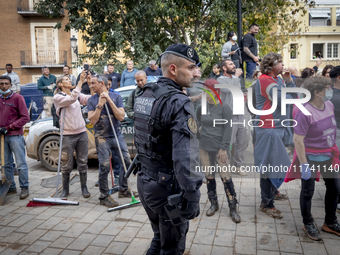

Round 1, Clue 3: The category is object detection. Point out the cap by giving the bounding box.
[329,65,340,79]
[162,44,201,67]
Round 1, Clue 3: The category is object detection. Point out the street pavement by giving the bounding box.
[0,145,339,255]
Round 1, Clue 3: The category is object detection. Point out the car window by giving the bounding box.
[119,89,134,106]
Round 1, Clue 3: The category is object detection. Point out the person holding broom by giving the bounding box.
[53,71,91,198]
[88,74,137,208]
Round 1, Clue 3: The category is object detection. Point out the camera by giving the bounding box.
[84,64,90,75]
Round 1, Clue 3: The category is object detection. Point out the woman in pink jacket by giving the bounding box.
[53,71,91,198]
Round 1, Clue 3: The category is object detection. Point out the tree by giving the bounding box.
[36,0,314,75]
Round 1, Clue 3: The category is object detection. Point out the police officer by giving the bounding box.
[134,44,203,254]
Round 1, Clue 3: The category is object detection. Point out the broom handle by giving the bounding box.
[1,134,6,184]
[104,104,134,193]
[55,108,66,198]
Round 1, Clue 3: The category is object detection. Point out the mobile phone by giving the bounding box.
[104,66,108,72]
[84,64,89,72]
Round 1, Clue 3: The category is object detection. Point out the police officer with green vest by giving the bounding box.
[134,44,203,254]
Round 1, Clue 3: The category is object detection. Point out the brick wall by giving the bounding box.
[0,0,73,85]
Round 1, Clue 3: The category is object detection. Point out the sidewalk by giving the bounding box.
[0,150,339,255]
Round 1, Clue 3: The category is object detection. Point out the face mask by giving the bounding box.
[325,89,333,100]
[0,89,11,95]
[232,35,237,41]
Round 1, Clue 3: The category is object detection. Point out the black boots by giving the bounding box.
[227,195,241,223]
[206,177,241,222]
[60,172,90,198]
[206,178,219,216]
[60,173,69,198]
[206,191,219,216]
[79,172,91,198]
[223,178,241,223]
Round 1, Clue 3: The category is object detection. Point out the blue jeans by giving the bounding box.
[4,135,29,190]
[111,151,121,176]
[97,132,130,199]
[246,61,257,79]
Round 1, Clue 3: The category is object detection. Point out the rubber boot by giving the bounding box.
[228,195,241,223]
[206,191,219,216]
[206,178,219,216]
[79,172,91,198]
[60,173,70,198]
[223,178,241,223]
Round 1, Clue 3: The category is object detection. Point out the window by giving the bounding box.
[312,42,340,60]
[290,44,298,59]
[309,8,331,26]
[30,22,59,66]
[29,0,43,11]
[32,75,41,83]
[312,43,324,59]
[35,27,55,63]
[337,8,340,26]
[327,43,339,59]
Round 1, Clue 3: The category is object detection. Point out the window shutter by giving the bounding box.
[35,28,45,64]
[46,28,55,64]
[35,27,56,64]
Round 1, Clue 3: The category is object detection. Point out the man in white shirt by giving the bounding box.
[2,64,20,93]
[63,65,77,86]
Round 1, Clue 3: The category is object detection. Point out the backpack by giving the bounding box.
[51,92,65,129]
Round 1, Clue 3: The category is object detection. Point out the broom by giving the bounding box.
[104,104,141,212]
[32,108,79,205]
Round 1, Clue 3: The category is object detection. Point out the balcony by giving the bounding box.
[17,0,64,17]
[20,50,67,68]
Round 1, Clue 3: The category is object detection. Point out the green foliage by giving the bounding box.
[35,0,313,74]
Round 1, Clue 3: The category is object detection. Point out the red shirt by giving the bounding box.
[0,91,30,136]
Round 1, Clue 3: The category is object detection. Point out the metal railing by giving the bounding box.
[17,0,64,16]
[20,50,67,67]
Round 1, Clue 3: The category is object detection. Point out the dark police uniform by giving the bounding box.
[134,44,203,255]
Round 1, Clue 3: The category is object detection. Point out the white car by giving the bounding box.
[25,86,137,171]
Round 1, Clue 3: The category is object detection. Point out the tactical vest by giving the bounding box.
[134,83,186,179]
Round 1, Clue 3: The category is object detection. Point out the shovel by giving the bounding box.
[0,134,12,206]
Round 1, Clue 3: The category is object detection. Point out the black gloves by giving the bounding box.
[179,199,200,220]
[0,127,8,134]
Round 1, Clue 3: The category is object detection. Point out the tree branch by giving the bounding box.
[191,19,201,48]
[179,25,189,45]
[201,0,213,17]
[115,0,135,46]
[169,14,181,43]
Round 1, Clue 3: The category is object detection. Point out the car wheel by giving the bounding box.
[38,135,60,171]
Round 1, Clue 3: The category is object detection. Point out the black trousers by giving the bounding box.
[137,172,188,255]
[300,157,340,225]
[260,173,276,208]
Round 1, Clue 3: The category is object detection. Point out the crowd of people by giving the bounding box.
[1,27,340,253]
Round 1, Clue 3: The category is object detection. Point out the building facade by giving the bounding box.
[282,2,340,72]
[0,0,79,85]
